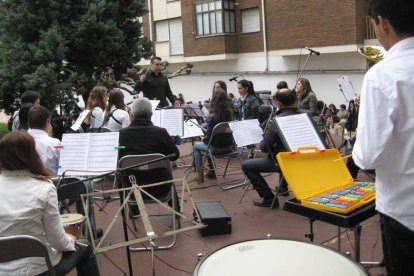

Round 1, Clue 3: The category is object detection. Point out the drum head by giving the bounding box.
[60,213,85,225]
[193,239,368,276]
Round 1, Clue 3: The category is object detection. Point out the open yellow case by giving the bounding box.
[277,147,375,214]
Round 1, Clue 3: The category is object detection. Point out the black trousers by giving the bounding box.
[380,213,414,276]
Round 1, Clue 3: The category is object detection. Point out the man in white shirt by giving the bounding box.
[352,0,414,275]
[27,105,61,175]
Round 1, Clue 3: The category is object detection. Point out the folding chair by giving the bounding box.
[201,122,247,190]
[55,177,102,241]
[0,235,57,276]
[117,153,180,251]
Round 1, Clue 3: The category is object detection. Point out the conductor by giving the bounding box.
[135,56,176,108]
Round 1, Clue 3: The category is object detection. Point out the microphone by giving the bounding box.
[304,46,320,55]
[229,75,241,82]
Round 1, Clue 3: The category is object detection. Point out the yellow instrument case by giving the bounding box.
[277,147,375,214]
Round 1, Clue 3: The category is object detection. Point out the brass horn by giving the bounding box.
[358,45,386,64]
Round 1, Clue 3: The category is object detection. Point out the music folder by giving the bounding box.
[274,113,326,152]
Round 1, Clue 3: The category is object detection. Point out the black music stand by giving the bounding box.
[283,199,380,265]
[184,103,205,124]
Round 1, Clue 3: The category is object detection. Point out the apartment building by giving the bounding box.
[140,0,378,105]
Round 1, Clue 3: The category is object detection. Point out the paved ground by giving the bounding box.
[67,141,385,276]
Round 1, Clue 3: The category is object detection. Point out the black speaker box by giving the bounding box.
[194,201,232,236]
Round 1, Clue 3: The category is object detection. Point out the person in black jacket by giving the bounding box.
[192,91,234,183]
[242,88,300,207]
[118,98,180,197]
[134,56,176,108]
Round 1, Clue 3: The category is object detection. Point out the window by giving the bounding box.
[241,8,260,33]
[155,18,184,55]
[155,20,169,42]
[195,0,235,36]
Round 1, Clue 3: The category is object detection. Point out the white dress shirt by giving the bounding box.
[0,170,75,275]
[27,128,61,175]
[353,37,414,231]
[103,107,130,132]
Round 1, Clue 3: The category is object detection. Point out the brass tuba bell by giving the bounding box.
[358,45,386,64]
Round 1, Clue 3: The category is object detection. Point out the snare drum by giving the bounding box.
[60,213,85,240]
[193,238,368,276]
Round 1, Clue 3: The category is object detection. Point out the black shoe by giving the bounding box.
[94,228,103,239]
[253,197,274,207]
[275,186,289,196]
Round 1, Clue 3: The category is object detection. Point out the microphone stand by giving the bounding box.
[295,51,315,85]
[58,153,176,276]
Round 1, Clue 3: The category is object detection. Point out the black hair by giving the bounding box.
[21,91,41,104]
[368,0,414,35]
[276,81,288,90]
[150,56,162,64]
[237,79,255,95]
[274,89,297,106]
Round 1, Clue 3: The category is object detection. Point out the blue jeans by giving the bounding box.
[242,157,286,199]
[38,240,100,276]
[192,142,232,168]
[380,213,414,276]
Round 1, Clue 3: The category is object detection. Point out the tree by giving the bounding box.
[0,0,152,113]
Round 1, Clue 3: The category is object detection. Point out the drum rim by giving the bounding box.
[60,213,85,224]
[192,237,369,275]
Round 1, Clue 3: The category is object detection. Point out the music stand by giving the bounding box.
[184,103,205,124]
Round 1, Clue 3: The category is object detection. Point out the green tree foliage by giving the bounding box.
[0,0,152,113]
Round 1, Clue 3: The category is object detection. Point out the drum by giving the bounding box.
[193,238,368,276]
[60,213,85,240]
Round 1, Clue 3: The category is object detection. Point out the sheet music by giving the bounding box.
[150,100,160,111]
[182,119,205,138]
[151,109,183,136]
[58,132,120,175]
[151,110,162,127]
[161,109,183,136]
[229,119,263,147]
[338,76,357,102]
[275,113,325,152]
[71,110,90,131]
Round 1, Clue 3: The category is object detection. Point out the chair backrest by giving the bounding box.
[0,235,56,276]
[117,154,173,197]
[118,153,172,175]
[317,100,326,115]
[57,178,88,215]
[258,105,273,124]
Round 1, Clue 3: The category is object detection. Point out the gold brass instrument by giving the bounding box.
[358,46,386,64]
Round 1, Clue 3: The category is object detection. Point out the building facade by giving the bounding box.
[139,0,378,106]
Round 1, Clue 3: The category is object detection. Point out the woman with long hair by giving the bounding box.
[211,80,227,100]
[295,78,319,115]
[235,79,261,120]
[0,132,100,275]
[192,91,234,183]
[103,89,130,131]
[85,85,108,130]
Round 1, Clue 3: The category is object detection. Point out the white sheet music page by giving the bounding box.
[88,132,120,173]
[151,110,162,127]
[70,110,90,131]
[58,132,119,175]
[161,109,184,136]
[275,113,325,152]
[150,100,160,111]
[183,119,205,138]
[229,119,263,147]
[338,76,357,102]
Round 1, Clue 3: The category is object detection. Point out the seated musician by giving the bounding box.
[27,105,62,175]
[242,89,300,207]
[0,132,100,276]
[118,98,180,212]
